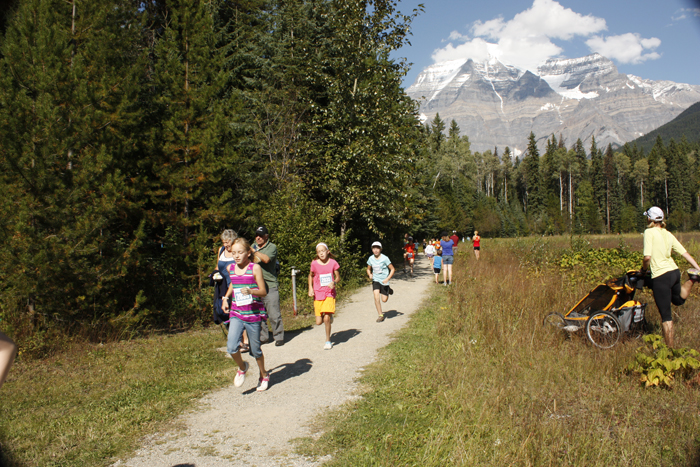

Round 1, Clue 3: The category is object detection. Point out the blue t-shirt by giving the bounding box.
[440,239,454,256]
[367,254,392,284]
[433,256,443,269]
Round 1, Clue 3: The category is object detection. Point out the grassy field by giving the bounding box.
[297,234,700,466]
[0,303,318,467]
[4,234,700,466]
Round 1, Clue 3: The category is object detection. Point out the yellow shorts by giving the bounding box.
[314,297,336,316]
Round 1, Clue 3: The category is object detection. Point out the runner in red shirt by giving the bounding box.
[473,230,481,260]
[403,236,416,277]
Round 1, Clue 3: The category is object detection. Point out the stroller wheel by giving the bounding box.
[586,311,621,349]
[543,312,566,329]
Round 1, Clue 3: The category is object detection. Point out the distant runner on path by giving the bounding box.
[450,231,460,255]
[473,230,481,261]
[403,236,416,277]
[367,241,396,322]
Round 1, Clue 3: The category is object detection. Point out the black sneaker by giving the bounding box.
[275,340,284,347]
[388,287,394,295]
[688,268,700,281]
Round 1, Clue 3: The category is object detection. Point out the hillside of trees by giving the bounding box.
[420,113,700,240]
[1,0,699,352]
[629,101,700,153]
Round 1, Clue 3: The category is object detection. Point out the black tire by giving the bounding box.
[543,312,566,329]
[586,311,621,349]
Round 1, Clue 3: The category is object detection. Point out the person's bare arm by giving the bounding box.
[250,265,268,297]
[682,252,700,271]
[308,270,314,297]
[0,331,16,389]
[383,264,396,284]
[254,250,271,263]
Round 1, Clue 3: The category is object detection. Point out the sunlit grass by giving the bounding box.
[0,328,236,467]
[299,235,700,466]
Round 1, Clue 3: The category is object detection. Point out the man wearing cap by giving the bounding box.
[253,226,284,346]
[641,206,700,347]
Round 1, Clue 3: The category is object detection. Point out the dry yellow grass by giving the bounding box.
[303,234,700,466]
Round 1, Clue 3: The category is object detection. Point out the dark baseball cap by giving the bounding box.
[255,226,269,237]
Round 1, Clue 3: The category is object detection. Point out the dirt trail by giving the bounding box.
[115,255,434,467]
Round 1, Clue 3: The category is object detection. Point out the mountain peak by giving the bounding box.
[405,53,700,154]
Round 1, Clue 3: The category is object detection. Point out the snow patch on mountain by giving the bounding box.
[407,58,467,102]
[543,76,599,100]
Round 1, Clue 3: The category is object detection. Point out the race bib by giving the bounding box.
[234,290,253,307]
[319,273,333,287]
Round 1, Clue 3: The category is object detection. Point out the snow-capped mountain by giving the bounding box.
[406,53,700,155]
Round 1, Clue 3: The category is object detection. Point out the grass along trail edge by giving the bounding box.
[115,255,434,467]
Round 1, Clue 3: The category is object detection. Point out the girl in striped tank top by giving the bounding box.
[222,237,270,391]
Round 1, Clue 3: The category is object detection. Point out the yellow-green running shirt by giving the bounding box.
[643,227,686,278]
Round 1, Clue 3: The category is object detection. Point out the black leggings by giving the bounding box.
[651,269,685,322]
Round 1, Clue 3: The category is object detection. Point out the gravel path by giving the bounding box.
[115,255,434,467]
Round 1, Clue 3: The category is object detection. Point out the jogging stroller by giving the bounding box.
[544,270,648,349]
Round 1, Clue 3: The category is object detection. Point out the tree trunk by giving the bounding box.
[568,171,573,219]
[606,180,610,233]
[559,173,563,212]
[665,178,669,214]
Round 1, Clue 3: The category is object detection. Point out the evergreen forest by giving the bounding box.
[1,0,699,351]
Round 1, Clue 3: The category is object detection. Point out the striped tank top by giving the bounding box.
[227,262,267,322]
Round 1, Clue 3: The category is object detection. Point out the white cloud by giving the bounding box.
[586,33,661,64]
[430,0,659,71]
[447,31,466,41]
[671,8,699,22]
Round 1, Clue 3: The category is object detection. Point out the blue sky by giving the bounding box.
[392,0,700,88]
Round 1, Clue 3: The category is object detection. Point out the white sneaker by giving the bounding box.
[257,374,270,392]
[324,341,333,350]
[234,362,248,387]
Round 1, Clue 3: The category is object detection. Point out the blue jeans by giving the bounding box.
[227,317,263,358]
[443,255,454,265]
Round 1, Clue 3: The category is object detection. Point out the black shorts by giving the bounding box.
[474,246,480,250]
[372,281,391,296]
[650,269,685,322]
[433,268,442,274]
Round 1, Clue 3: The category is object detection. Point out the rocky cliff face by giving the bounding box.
[406,53,700,155]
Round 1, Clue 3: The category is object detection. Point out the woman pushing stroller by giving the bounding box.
[640,206,700,347]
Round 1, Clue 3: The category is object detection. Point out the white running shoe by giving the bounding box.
[234,362,248,387]
[257,374,270,392]
[324,341,333,350]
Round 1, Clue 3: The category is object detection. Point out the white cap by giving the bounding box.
[371,241,382,249]
[644,206,664,222]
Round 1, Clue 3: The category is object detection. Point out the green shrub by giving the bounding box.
[626,334,700,388]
